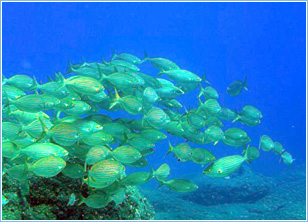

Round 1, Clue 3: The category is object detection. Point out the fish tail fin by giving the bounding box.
[66,59,74,74]
[202,72,211,84]
[243,74,248,91]
[24,157,31,170]
[81,58,86,66]
[101,57,108,65]
[109,87,121,110]
[96,64,106,81]
[198,83,204,98]
[197,96,203,106]
[77,196,85,206]
[165,141,173,158]
[154,163,170,182]
[149,167,155,179]
[143,50,149,62]
[10,150,21,161]
[36,117,48,142]
[157,180,166,189]
[2,74,7,85]
[56,72,66,90]
[156,71,164,77]
[32,75,40,90]
[111,47,117,60]
[232,109,241,123]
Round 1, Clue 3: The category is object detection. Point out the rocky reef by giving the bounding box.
[2,173,155,220]
[141,164,306,220]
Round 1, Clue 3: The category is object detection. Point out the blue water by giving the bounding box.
[2,2,306,220]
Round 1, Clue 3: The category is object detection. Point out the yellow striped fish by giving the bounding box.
[88,159,124,183]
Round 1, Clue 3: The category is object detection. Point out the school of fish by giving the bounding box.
[2,50,294,209]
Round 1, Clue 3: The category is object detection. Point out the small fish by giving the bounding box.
[62,75,105,96]
[2,85,26,101]
[238,115,261,126]
[259,135,275,152]
[34,78,69,99]
[2,141,19,159]
[157,78,175,87]
[166,142,192,162]
[158,69,202,83]
[85,145,111,170]
[82,177,114,189]
[7,164,34,180]
[245,146,260,160]
[112,50,142,64]
[191,148,216,165]
[101,72,140,88]
[217,107,237,121]
[281,151,295,165]
[109,89,143,115]
[142,107,170,129]
[142,87,159,105]
[198,86,219,100]
[126,135,155,151]
[144,52,180,71]
[135,72,162,88]
[62,101,92,116]
[88,159,124,183]
[125,157,148,168]
[111,189,126,205]
[203,152,248,177]
[159,99,183,110]
[82,131,114,146]
[222,136,251,147]
[67,61,101,79]
[154,163,170,182]
[62,163,84,179]
[87,90,108,103]
[242,105,262,120]
[74,120,103,138]
[84,114,112,126]
[102,122,131,139]
[140,129,167,142]
[227,75,248,96]
[3,74,36,91]
[163,121,185,137]
[103,58,140,71]
[12,143,69,161]
[27,156,66,178]
[22,118,45,139]
[49,122,79,146]
[119,170,154,186]
[111,146,142,164]
[199,99,221,115]
[6,94,56,112]
[2,122,25,141]
[273,142,284,155]
[160,179,198,193]
[78,193,111,209]
[155,86,184,99]
[205,126,224,145]
[224,128,248,141]
[67,193,76,206]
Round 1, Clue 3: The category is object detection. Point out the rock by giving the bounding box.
[2,172,155,220]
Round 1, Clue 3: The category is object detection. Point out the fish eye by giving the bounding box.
[218,169,222,173]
